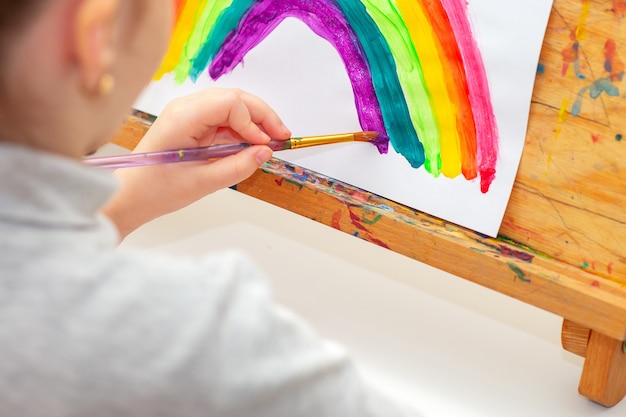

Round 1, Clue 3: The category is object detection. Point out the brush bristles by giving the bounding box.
[354,131,389,154]
[353,131,379,142]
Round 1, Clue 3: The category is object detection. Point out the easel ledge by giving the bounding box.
[111,0,626,408]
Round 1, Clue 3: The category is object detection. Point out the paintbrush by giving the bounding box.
[84,131,379,169]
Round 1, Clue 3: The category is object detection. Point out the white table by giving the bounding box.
[121,185,625,417]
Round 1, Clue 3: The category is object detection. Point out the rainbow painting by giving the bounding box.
[155,0,500,193]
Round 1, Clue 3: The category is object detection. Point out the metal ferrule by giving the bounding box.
[289,133,355,149]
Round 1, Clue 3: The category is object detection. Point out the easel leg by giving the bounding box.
[561,319,626,407]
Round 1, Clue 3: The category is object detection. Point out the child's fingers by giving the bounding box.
[178,89,290,143]
[221,91,272,145]
[218,89,291,144]
[236,91,291,140]
[143,89,291,153]
[192,145,273,191]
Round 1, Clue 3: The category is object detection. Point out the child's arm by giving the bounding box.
[101,88,291,240]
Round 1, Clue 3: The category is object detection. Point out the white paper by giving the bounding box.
[135,0,553,236]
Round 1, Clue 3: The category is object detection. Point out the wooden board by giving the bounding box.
[505,1,626,284]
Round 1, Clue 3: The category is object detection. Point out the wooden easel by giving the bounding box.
[112,0,626,407]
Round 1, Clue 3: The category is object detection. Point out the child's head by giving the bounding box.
[0,0,172,157]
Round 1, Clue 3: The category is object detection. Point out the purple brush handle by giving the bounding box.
[84,140,289,169]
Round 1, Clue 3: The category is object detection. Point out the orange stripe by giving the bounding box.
[421,0,477,180]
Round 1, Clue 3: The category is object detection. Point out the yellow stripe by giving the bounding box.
[397,0,462,178]
[154,0,209,80]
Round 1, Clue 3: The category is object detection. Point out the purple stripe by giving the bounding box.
[208,0,389,152]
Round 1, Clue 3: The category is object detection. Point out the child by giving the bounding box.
[0,1,418,415]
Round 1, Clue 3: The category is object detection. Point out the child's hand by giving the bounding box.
[102,88,291,240]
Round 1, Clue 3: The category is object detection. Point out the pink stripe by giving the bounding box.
[440,0,499,193]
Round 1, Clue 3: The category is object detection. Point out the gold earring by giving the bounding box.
[97,73,115,96]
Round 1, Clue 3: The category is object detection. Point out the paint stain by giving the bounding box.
[561,29,585,79]
[557,99,569,124]
[508,263,531,283]
[591,133,601,143]
[612,0,626,17]
[591,280,600,288]
[275,178,284,186]
[605,39,625,82]
[537,63,545,74]
[292,173,310,182]
[499,245,534,263]
[346,205,390,249]
[284,179,304,191]
[576,1,591,40]
[551,98,569,150]
[572,39,625,117]
[617,134,623,141]
[348,208,369,231]
[361,210,383,225]
[331,209,342,230]
[368,237,390,249]
[545,153,553,175]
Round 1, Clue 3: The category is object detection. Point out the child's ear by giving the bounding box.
[73,0,122,95]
